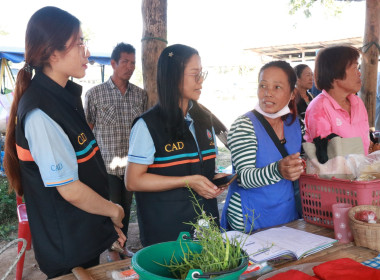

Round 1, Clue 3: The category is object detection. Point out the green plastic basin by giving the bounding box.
[132,232,248,280]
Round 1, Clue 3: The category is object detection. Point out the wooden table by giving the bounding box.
[53,219,379,280]
[274,219,378,269]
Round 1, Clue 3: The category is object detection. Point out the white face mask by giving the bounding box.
[254,94,293,119]
[254,103,290,119]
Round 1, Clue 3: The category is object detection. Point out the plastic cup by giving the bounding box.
[332,203,354,244]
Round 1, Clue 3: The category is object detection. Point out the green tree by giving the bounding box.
[288,0,363,18]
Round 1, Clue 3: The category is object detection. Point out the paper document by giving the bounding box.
[224,226,337,263]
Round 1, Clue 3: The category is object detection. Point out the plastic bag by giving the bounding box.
[303,136,364,179]
[354,210,377,223]
[346,151,380,181]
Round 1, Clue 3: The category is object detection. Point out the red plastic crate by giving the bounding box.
[300,174,380,228]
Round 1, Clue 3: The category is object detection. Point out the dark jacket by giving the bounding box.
[134,103,219,246]
[15,72,117,276]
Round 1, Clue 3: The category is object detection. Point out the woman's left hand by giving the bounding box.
[278,152,304,181]
[186,175,224,199]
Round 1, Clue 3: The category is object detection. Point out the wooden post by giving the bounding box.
[359,0,380,127]
[141,0,167,109]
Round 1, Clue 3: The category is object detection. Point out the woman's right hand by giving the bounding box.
[110,203,125,228]
[114,226,127,247]
[278,152,304,181]
[186,175,223,199]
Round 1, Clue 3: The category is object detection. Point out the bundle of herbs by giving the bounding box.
[156,187,250,279]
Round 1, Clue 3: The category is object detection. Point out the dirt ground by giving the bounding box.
[0,222,142,280]
[0,192,229,280]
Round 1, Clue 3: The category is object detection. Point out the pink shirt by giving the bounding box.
[304,90,370,155]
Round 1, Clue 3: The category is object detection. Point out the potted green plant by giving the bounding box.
[132,188,264,279]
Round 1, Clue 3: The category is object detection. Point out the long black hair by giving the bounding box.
[156,44,199,139]
[156,44,228,146]
[4,6,80,196]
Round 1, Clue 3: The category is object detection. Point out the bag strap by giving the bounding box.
[252,110,289,158]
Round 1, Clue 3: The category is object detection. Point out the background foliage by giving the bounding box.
[288,0,346,17]
[0,178,17,240]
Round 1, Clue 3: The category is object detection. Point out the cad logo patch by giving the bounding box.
[51,162,63,171]
[78,133,87,145]
[206,129,213,140]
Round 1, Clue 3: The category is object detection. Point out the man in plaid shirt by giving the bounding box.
[85,43,147,259]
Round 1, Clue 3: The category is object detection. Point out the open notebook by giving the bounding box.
[224,226,337,263]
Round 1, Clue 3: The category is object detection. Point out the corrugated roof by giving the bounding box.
[245,37,363,62]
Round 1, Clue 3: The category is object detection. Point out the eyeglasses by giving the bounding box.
[65,40,89,56]
[186,70,208,82]
[77,40,89,56]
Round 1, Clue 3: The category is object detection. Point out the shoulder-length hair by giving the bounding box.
[4,6,80,196]
[314,46,360,92]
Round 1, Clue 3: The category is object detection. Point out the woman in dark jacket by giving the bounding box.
[4,6,125,278]
[126,44,227,246]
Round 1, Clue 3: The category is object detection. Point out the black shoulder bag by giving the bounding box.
[252,110,288,157]
[252,110,302,218]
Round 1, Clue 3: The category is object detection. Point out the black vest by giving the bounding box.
[134,104,219,246]
[15,72,117,276]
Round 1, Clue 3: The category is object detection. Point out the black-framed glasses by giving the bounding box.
[186,70,208,82]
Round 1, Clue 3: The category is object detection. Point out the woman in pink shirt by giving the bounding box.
[304,46,370,154]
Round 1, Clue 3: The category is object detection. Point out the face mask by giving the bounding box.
[255,103,290,119]
[254,94,293,119]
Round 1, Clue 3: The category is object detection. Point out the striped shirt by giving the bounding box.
[226,114,305,231]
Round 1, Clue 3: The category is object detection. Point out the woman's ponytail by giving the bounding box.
[4,66,33,195]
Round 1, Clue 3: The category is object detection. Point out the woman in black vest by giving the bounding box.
[126,44,227,246]
[4,7,125,278]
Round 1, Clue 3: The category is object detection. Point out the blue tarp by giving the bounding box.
[0,46,111,65]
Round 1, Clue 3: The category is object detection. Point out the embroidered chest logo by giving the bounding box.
[206,129,215,146]
[206,129,213,140]
[336,118,342,127]
[78,133,87,145]
[165,142,184,152]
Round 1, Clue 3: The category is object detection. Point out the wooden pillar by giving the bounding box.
[141,0,167,109]
[359,0,380,127]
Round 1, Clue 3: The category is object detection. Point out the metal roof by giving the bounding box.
[245,37,363,62]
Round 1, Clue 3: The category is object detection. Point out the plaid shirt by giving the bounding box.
[84,78,148,175]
